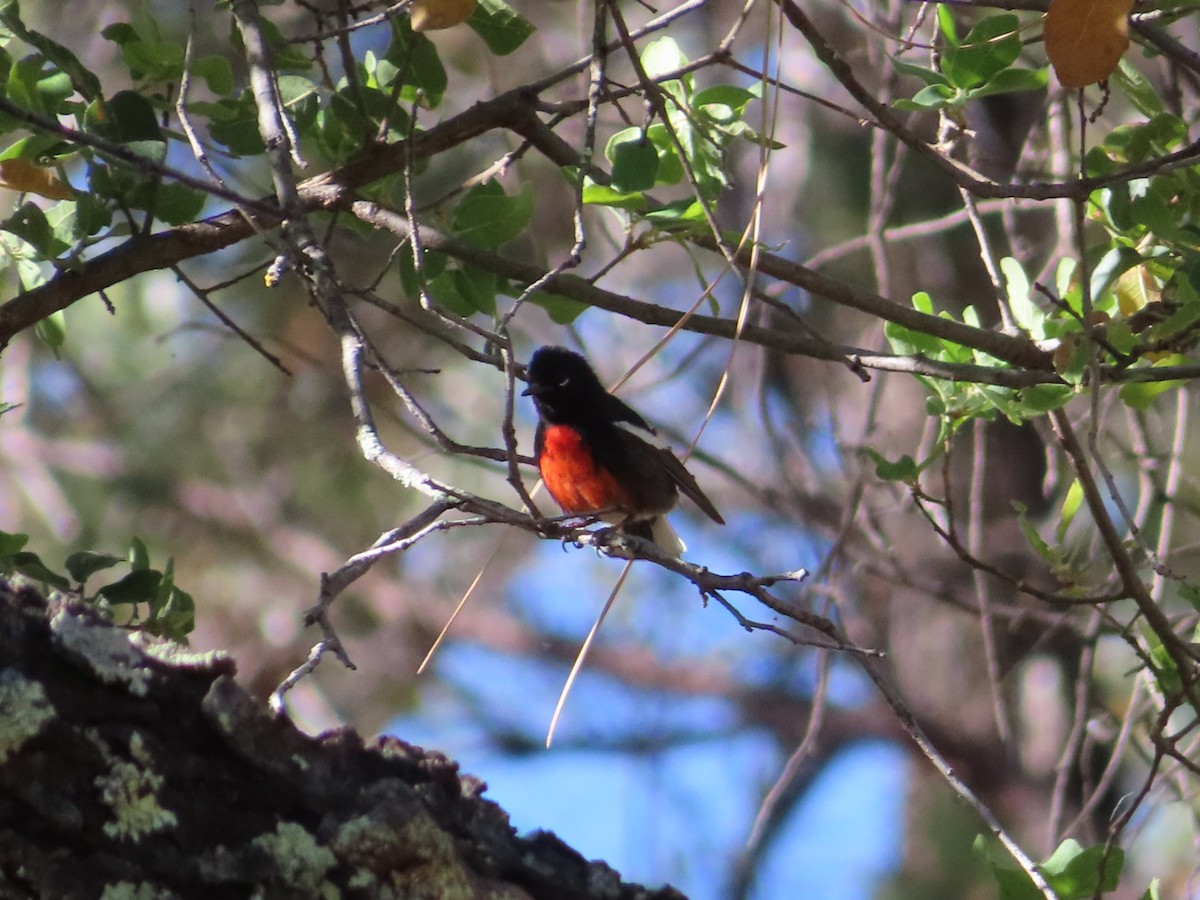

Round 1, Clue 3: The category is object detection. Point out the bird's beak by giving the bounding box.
[522,384,540,397]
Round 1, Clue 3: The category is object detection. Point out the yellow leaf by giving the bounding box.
[1044,0,1133,88]
[410,0,475,31]
[0,159,74,200]
[1115,266,1158,317]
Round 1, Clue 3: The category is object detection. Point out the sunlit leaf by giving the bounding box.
[0,0,101,99]
[1119,355,1187,410]
[1044,0,1133,88]
[0,158,72,199]
[1056,479,1083,543]
[1041,839,1123,896]
[942,14,1021,90]
[410,0,476,32]
[641,37,687,79]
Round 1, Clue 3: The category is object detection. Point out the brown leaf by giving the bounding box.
[0,159,74,201]
[410,0,475,31]
[1044,0,1133,88]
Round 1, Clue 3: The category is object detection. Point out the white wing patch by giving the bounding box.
[614,419,672,451]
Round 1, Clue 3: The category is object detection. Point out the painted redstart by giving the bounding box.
[523,345,725,556]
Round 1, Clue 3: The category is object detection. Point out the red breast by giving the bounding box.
[538,424,634,516]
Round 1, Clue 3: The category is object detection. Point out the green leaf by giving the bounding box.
[152,183,207,227]
[206,96,266,156]
[1146,631,1181,695]
[1013,500,1054,563]
[1090,244,1142,303]
[85,90,164,143]
[34,311,64,354]
[451,264,497,315]
[581,180,647,210]
[1139,878,1161,900]
[87,160,198,228]
[100,22,140,45]
[1,202,67,259]
[1113,57,1163,118]
[467,0,535,56]
[693,84,758,114]
[119,38,186,84]
[450,181,533,247]
[1011,384,1073,416]
[642,198,706,231]
[884,320,943,356]
[0,530,29,557]
[641,36,687,79]
[528,290,588,324]
[894,83,958,111]
[152,585,195,640]
[1056,479,1083,544]
[1119,355,1188,410]
[129,536,150,572]
[965,66,1048,99]
[936,4,959,44]
[0,232,46,290]
[609,133,659,193]
[1041,839,1123,898]
[385,18,447,108]
[8,551,70,590]
[229,15,310,72]
[398,248,448,297]
[65,551,125,584]
[424,268,477,317]
[8,56,73,116]
[646,123,683,184]
[864,448,919,482]
[276,74,320,121]
[978,836,1122,900]
[193,55,234,96]
[1001,256,1043,336]
[0,0,102,100]
[149,557,174,619]
[942,14,1020,90]
[992,866,1044,900]
[892,56,952,88]
[96,569,163,605]
[974,836,1043,900]
[74,194,113,237]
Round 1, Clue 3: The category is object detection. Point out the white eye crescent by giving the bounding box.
[558,376,570,387]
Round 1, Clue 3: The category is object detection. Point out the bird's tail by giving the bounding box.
[623,517,685,557]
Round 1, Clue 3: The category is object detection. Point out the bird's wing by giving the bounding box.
[609,399,725,525]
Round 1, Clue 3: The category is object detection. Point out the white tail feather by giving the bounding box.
[650,517,685,556]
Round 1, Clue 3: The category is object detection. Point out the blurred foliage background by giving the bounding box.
[2,0,1200,897]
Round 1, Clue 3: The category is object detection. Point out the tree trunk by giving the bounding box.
[0,578,683,900]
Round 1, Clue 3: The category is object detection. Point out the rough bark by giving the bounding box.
[0,577,684,900]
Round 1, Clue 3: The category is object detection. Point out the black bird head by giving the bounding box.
[522,345,606,424]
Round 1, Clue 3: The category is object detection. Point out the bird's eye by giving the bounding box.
[557,376,570,388]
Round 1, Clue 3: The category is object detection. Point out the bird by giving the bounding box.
[523,345,725,556]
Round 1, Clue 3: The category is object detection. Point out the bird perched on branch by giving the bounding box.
[523,345,725,556]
